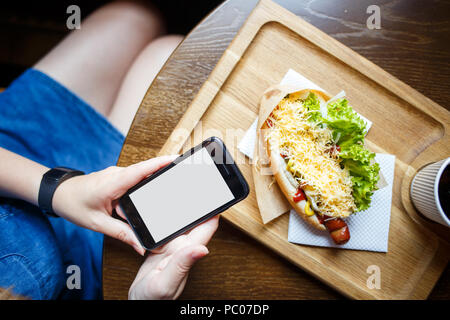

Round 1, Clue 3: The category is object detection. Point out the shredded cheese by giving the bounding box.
[266,92,356,218]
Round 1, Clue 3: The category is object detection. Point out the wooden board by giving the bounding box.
[158,0,450,299]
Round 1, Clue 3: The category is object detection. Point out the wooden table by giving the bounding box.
[103,0,450,299]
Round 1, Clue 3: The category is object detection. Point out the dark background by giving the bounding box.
[0,0,224,87]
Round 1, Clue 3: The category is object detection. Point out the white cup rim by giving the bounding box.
[434,157,450,226]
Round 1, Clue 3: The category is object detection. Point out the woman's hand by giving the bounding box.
[128,215,219,300]
[52,155,178,255]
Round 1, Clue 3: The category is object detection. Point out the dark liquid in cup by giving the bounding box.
[438,165,450,219]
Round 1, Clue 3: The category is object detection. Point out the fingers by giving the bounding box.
[150,215,220,256]
[123,155,178,187]
[187,215,220,246]
[149,234,186,255]
[157,244,208,297]
[96,215,145,256]
[114,203,127,220]
[150,215,219,255]
[105,154,178,201]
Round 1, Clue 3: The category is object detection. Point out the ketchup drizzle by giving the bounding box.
[293,188,306,202]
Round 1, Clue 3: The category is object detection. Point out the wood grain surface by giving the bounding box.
[103,0,450,300]
[156,0,450,299]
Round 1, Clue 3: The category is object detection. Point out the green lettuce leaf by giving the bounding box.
[324,99,379,211]
[325,98,366,147]
[301,95,380,212]
[303,92,323,123]
[339,145,380,211]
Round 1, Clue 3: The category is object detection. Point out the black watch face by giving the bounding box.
[46,168,74,180]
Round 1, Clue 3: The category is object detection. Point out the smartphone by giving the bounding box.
[119,137,249,250]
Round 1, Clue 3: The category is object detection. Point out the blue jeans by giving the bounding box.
[0,69,125,299]
[0,200,64,299]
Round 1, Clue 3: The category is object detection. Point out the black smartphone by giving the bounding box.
[119,137,249,250]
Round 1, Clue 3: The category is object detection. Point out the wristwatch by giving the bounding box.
[38,167,85,217]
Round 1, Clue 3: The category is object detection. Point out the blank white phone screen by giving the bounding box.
[129,148,235,242]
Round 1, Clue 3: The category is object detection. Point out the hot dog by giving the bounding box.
[266,133,349,244]
[258,86,380,245]
[318,215,350,245]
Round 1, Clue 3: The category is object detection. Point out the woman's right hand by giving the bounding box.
[52,155,178,255]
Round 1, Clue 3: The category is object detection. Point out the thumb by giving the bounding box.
[159,245,208,290]
[120,155,178,190]
[96,214,145,256]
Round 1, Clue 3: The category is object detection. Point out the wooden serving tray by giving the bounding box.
[159,0,450,299]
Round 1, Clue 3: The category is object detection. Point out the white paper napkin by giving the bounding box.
[238,69,395,252]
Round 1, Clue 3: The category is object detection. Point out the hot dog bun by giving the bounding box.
[258,86,354,244]
[259,87,332,230]
[267,139,326,231]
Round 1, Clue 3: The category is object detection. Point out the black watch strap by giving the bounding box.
[38,167,85,217]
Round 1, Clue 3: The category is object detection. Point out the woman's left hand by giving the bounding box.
[52,155,178,255]
[128,215,219,300]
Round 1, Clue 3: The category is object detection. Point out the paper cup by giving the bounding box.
[410,158,450,227]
